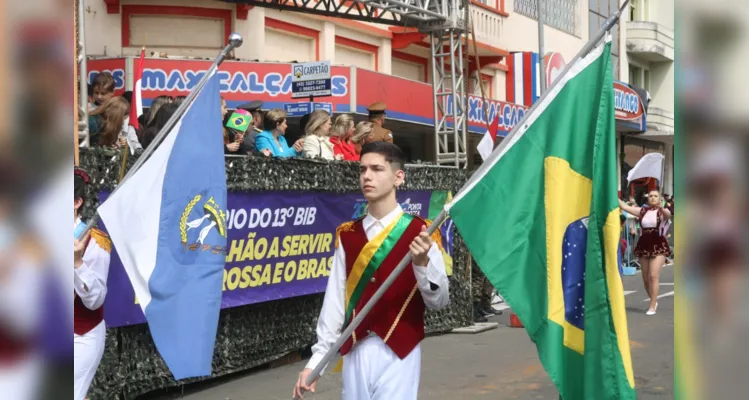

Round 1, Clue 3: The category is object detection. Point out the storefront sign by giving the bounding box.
[87,58,351,112]
[614,81,646,132]
[545,52,566,88]
[291,60,333,98]
[100,190,455,328]
[446,95,530,135]
[284,102,333,117]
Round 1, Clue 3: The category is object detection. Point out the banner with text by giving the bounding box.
[101,190,455,328]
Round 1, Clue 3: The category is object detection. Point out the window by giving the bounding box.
[629,65,642,87]
[629,0,649,21]
[515,0,578,36]
[629,0,636,21]
[589,0,620,79]
[628,64,650,90]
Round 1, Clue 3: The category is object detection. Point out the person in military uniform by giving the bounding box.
[235,100,264,152]
[471,258,496,322]
[365,102,394,145]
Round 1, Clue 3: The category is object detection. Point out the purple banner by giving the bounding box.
[101,190,439,328]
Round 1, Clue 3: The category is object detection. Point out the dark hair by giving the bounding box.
[300,113,312,134]
[74,171,88,215]
[123,90,133,105]
[173,95,187,106]
[140,103,178,149]
[360,142,406,170]
[92,72,115,93]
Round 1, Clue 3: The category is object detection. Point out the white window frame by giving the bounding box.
[628,60,650,91]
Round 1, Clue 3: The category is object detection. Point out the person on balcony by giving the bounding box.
[303,110,340,160]
[255,108,304,158]
[364,102,394,145]
[330,114,359,161]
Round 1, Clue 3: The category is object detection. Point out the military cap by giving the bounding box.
[367,102,387,114]
[236,100,264,112]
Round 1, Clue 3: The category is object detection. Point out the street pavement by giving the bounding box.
[142,265,674,400]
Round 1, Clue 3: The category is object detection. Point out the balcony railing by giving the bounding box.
[626,21,674,62]
[470,2,506,50]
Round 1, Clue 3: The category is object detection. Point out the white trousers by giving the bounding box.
[74,321,106,400]
[342,336,421,400]
[0,355,42,400]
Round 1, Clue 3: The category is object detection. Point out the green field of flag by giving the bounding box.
[446,38,635,399]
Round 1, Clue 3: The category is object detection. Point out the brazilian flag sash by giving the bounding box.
[344,212,414,326]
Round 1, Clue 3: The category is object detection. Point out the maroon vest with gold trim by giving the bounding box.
[74,230,107,335]
[339,216,426,359]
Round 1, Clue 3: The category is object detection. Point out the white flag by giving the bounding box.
[477,132,494,161]
[627,152,664,183]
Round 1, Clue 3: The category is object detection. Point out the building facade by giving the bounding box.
[616,0,675,196]
[84,1,669,173]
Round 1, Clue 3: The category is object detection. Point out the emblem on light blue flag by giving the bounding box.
[181,195,227,254]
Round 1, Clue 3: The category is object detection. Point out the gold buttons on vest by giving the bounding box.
[370,277,376,283]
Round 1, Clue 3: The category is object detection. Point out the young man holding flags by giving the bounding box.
[293,142,450,399]
[73,168,111,400]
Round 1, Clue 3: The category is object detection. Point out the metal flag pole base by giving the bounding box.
[295,211,448,399]
[297,1,631,398]
[76,33,243,241]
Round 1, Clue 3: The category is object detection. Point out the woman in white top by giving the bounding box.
[619,190,672,315]
[302,110,341,160]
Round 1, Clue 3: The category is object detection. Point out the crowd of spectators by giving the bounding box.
[82,72,390,163]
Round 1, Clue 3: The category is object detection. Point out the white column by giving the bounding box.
[379,38,391,74]
[320,22,336,63]
[234,7,266,61]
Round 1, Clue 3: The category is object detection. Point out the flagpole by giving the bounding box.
[537,0,547,94]
[76,33,243,241]
[298,3,631,396]
[451,0,630,203]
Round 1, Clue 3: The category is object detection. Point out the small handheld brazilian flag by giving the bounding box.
[226,110,252,132]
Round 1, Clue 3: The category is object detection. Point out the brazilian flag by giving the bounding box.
[226,110,252,132]
[446,38,635,399]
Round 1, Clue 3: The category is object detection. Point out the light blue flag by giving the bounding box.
[99,72,227,380]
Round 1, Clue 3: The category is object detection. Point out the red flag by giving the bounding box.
[129,48,145,130]
[477,111,499,161]
[487,110,499,146]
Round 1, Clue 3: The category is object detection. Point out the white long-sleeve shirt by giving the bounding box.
[306,206,450,373]
[74,219,110,312]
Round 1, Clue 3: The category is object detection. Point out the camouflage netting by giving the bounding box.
[79,148,473,399]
